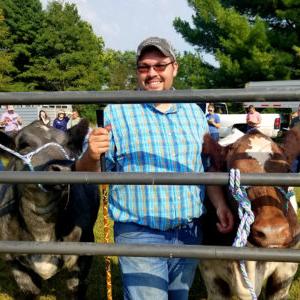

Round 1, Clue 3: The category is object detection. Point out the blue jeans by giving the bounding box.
[114,219,202,300]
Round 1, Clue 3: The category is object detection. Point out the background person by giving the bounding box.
[38,109,51,126]
[68,110,81,128]
[52,110,69,131]
[246,105,261,132]
[75,36,233,299]
[0,105,22,136]
[206,103,221,141]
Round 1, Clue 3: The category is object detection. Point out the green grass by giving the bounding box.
[0,187,300,299]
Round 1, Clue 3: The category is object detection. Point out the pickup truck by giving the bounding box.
[198,102,281,138]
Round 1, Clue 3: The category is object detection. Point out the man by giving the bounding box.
[0,105,22,136]
[68,110,81,128]
[75,37,233,299]
[206,103,221,141]
[246,104,261,132]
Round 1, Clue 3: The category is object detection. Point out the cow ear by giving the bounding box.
[203,133,225,171]
[0,131,16,156]
[67,118,89,155]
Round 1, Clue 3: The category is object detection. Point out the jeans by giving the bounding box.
[114,219,202,300]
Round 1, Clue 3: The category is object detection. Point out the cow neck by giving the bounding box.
[18,188,68,241]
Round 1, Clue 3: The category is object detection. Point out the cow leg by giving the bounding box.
[65,256,93,300]
[199,263,232,300]
[10,261,42,298]
[265,263,298,300]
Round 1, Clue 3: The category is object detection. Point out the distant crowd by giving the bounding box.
[0,105,81,135]
[0,106,81,171]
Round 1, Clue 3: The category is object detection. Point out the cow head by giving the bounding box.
[0,119,89,191]
[204,129,300,249]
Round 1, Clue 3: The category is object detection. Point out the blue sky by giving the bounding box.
[40,0,196,53]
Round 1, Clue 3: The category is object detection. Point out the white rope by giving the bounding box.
[229,168,257,300]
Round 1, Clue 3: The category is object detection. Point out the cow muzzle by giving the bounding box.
[251,216,293,248]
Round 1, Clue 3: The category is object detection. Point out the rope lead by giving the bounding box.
[229,168,257,300]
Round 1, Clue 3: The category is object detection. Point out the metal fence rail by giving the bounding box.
[0,88,300,104]
[0,241,299,262]
[0,89,300,262]
[1,171,300,186]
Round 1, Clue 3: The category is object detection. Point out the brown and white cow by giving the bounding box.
[200,127,300,300]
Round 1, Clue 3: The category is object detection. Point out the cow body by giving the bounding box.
[0,120,99,299]
[200,128,300,300]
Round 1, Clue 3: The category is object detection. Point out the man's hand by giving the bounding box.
[216,205,234,234]
[87,126,111,161]
[75,125,111,172]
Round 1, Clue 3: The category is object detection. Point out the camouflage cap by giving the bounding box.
[136,37,176,62]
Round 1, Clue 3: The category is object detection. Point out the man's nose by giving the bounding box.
[147,66,159,76]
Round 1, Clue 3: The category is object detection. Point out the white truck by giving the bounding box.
[199,80,300,138]
[198,102,281,138]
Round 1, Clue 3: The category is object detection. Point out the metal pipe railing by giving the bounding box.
[0,171,300,186]
[0,241,299,262]
[0,88,300,104]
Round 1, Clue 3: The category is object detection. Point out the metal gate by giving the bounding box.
[0,87,300,262]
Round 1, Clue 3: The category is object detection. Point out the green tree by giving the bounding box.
[0,9,14,91]
[0,0,43,81]
[102,49,137,90]
[22,1,105,91]
[174,52,214,89]
[174,0,299,88]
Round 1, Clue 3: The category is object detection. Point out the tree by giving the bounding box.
[102,49,137,90]
[0,8,14,91]
[174,52,214,89]
[174,0,299,88]
[22,1,105,91]
[0,0,43,80]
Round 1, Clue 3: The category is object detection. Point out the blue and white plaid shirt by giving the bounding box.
[104,103,208,230]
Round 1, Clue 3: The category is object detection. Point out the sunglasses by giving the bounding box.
[137,61,174,73]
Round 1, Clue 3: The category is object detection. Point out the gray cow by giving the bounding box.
[0,120,99,299]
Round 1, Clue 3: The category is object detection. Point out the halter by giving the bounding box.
[0,142,75,192]
[229,168,294,300]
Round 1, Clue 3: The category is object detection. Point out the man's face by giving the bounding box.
[72,111,78,119]
[137,49,178,91]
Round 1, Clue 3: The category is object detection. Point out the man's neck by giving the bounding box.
[155,103,172,113]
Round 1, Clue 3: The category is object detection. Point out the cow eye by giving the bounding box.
[18,142,30,151]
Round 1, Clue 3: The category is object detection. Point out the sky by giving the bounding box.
[40,0,196,54]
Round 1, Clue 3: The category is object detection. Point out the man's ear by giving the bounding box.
[172,61,179,77]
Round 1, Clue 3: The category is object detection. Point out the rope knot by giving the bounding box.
[229,168,257,300]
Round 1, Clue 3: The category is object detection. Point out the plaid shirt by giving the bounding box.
[104,103,208,230]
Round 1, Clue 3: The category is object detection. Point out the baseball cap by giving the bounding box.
[7,105,14,111]
[136,37,176,62]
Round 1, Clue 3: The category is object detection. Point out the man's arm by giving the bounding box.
[206,185,234,233]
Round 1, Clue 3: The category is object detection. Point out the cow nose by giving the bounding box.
[251,219,292,247]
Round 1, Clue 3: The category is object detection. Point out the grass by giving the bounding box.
[0,187,299,299]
